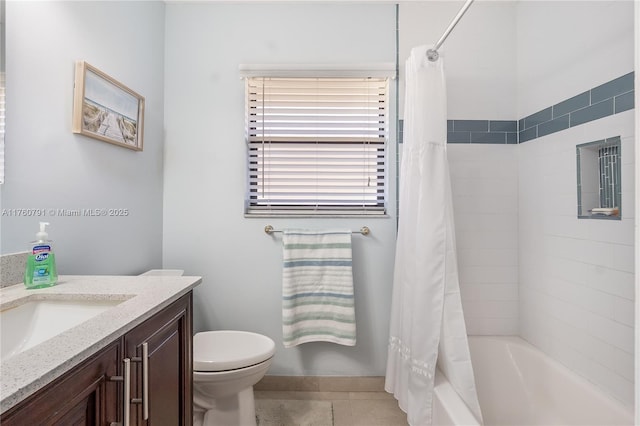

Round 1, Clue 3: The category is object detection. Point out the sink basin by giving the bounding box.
[0,299,124,361]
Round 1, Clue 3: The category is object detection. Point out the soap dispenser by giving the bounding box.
[24,222,58,289]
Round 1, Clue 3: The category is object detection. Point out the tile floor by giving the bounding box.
[254,377,408,426]
[254,390,409,426]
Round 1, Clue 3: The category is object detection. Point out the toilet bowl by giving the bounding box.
[193,330,275,426]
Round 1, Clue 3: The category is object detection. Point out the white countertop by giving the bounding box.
[0,274,202,413]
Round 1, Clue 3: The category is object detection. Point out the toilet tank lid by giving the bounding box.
[139,269,185,276]
[193,330,275,371]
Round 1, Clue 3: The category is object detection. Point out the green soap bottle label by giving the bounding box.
[26,245,57,287]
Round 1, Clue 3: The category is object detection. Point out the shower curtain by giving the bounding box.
[385,45,483,426]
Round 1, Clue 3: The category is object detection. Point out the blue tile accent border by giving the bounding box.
[553,92,589,118]
[570,99,613,127]
[399,120,518,145]
[490,120,518,132]
[471,132,506,144]
[519,126,537,143]
[615,91,634,113]
[399,72,633,145]
[591,73,634,103]
[538,114,569,138]
[523,107,552,129]
[448,131,471,143]
[452,120,488,132]
[449,120,517,145]
[519,72,634,143]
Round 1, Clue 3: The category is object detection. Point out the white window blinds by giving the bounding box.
[245,77,388,215]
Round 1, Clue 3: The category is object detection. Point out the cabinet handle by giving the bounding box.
[108,358,131,426]
[142,342,149,420]
[130,343,149,419]
[123,358,131,426]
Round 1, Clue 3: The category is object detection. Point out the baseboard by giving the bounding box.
[255,376,385,392]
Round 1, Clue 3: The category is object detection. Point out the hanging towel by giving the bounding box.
[282,229,356,348]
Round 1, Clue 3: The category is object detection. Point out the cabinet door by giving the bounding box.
[124,293,192,426]
[0,340,122,426]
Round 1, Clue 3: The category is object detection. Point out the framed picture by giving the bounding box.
[72,61,144,151]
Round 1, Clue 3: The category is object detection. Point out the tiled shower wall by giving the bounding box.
[444,72,635,405]
[518,108,635,408]
[514,62,635,410]
[399,0,634,407]
[448,145,519,335]
[421,72,633,341]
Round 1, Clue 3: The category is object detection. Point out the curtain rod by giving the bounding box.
[427,0,475,62]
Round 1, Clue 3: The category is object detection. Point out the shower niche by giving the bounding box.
[576,136,621,220]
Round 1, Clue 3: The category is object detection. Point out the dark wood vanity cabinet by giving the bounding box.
[125,293,193,425]
[0,292,193,426]
[0,340,122,425]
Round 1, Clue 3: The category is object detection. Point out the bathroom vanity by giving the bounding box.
[0,274,201,425]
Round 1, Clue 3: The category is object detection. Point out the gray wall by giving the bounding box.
[162,3,398,375]
[161,0,525,377]
[1,1,165,274]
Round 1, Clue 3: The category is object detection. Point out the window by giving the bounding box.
[245,76,389,216]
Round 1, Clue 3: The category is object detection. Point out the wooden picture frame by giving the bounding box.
[72,61,144,151]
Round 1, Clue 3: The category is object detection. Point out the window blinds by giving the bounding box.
[246,77,388,215]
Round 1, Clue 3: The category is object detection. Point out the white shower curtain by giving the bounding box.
[385,46,483,426]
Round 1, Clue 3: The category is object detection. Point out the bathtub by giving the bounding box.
[432,336,633,426]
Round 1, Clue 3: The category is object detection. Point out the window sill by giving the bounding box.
[245,213,391,219]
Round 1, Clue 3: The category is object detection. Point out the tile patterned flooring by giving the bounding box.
[255,391,409,425]
[254,376,409,426]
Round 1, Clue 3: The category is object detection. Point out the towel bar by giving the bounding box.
[264,225,370,236]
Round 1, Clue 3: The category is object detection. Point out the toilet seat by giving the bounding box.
[194,330,275,372]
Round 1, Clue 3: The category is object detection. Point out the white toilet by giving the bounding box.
[139,270,275,426]
[193,330,275,426]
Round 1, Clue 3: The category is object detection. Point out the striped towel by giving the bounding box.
[282,229,356,348]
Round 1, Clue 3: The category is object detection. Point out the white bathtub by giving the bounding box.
[432,336,633,426]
